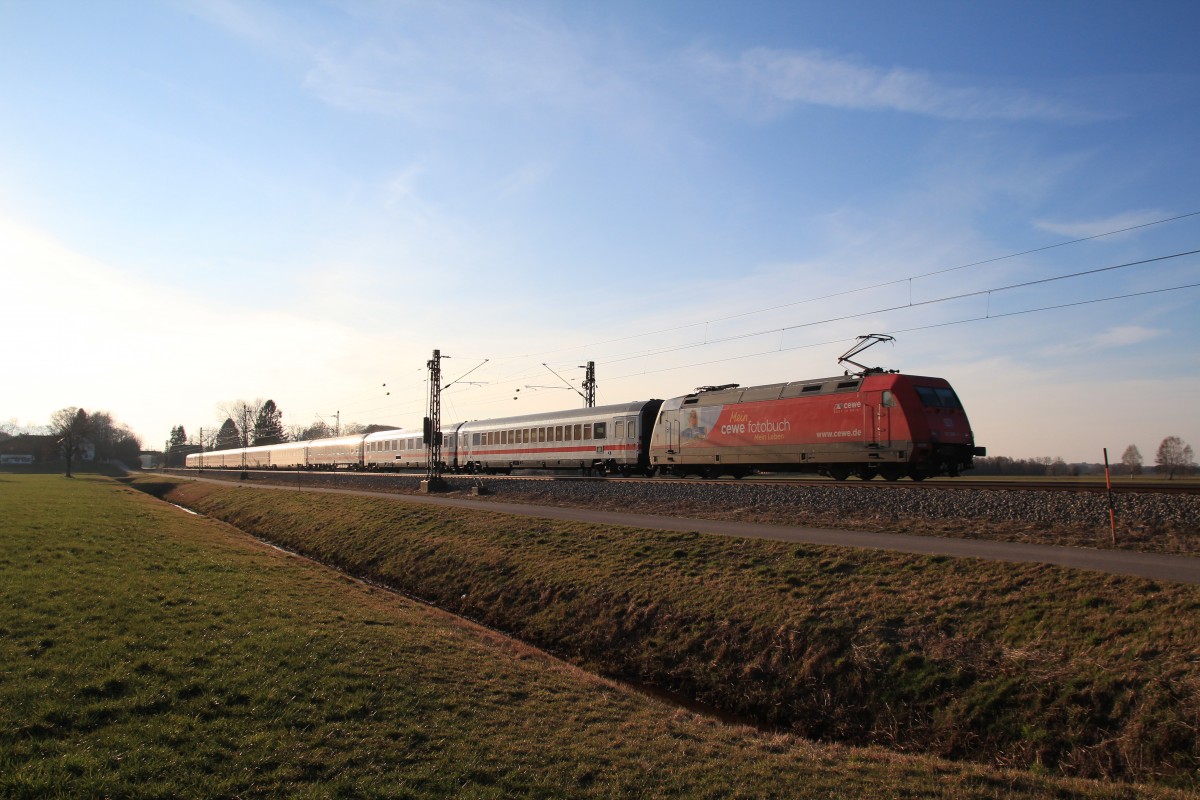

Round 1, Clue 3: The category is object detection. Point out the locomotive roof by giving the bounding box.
[659,373,949,410]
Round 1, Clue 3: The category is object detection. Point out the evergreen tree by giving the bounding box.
[214,418,241,451]
[252,400,286,445]
[169,425,188,467]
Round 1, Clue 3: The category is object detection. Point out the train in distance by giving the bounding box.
[186,336,985,482]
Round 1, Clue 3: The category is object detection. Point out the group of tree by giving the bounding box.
[47,407,143,477]
[168,399,384,459]
[974,436,1195,479]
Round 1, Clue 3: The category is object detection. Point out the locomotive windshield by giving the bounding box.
[915,386,963,410]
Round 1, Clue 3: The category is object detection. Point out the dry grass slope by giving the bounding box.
[152,477,1200,789]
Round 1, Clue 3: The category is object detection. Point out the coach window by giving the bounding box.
[594,422,606,440]
[628,420,637,439]
[538,427,546,443]
[614,421,624,440]
[553,426,561,441]
[583,423,592,440]
[573,424,582,440]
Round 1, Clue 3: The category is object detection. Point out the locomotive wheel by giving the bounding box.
[828,466,851,481]
[857,468,876,480]
[880,465,903,481]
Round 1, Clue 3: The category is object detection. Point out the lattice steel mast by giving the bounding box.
[425,348,443,483]
[581,360,596,408]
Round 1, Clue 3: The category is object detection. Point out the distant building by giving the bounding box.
[0,434,94,464]
[0,434,58,464]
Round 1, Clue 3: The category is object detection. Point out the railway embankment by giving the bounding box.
[149,475,1200,789]
[170,468,1200,554]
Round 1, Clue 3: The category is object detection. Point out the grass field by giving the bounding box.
[153,476,1200,787]
[1,473,1196,798]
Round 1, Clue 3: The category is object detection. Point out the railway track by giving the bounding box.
[179,468,1200,494]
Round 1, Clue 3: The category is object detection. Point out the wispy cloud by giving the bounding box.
[1091,325,1163,349]
[1038,324,1164,359]
[1034,209,1174,239]
[298,4,628,124]
[687,46,1091,122]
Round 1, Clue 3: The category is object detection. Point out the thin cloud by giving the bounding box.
[1091,325,1163,349]
[1034,209,1172,239]
[689,46,1092,122]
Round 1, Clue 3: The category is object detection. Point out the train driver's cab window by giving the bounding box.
[915,386,963,410]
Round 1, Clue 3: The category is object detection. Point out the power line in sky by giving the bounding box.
[503,209,1200,363]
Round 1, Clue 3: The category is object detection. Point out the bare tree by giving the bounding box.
[1155,436,1195,479]
[1120,444,1143,478]
[49,407,90,478]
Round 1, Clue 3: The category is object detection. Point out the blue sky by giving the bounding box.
[3,0,1198,462]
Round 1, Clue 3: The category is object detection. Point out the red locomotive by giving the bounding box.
[649,335,984,480]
